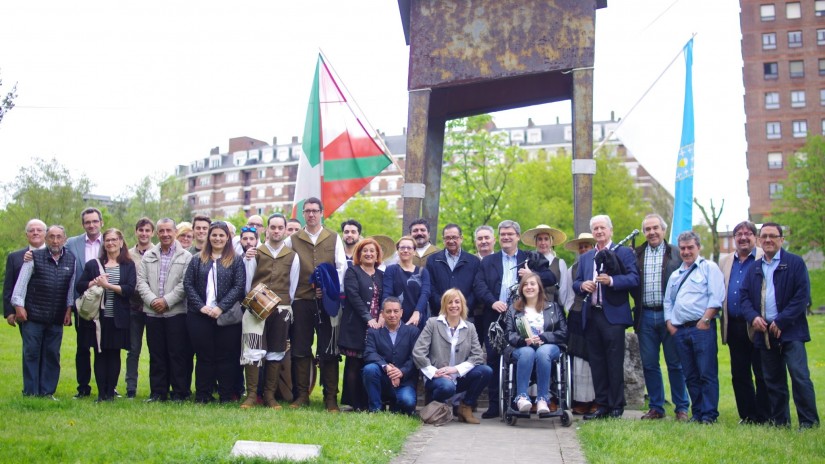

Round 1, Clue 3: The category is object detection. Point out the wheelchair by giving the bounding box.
[498,345,572,427]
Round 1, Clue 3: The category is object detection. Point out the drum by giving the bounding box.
[242,283,281,321]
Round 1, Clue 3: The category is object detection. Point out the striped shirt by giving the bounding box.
[642,242,665,307]
[158,242,176,298]
[103,265,121,318]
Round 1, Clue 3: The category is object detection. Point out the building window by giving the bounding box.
[762,33,777,50]
[761,4,776,20]
[258,168,266,179]
[789,60,804,78]
[387,179,398,190]
[788,30,802,47]
[198,195,210,205]
[769,183,783,199]
[766,121,781,139]
[225,172,238,183]
[199,176,211,186]
[790,90,806,108]
[818,29,825,45]
[817,0,825,16]
[225,191,238,202]
[822,119,825,135]
[526,128,542,144]
[821,89,825,105]
[792,120,807,137]
[786,2,801,19]
[765,91,780,109]
[257,188,265,199]
[767,152,783,169]
[274,186,283,196]
[764,62,779,79]
[820,58,825,75]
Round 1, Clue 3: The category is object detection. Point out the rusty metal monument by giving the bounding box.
[397,0,606,235]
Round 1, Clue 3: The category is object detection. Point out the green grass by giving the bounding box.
[810,268,825,309]
[0,327,419,463]
[578,316,825,464]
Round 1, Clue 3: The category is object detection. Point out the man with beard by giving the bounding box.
[719,220,768,425]
[341,219,362,266]
[409,218,439,268]
[11,225,75,398]
[239,215,299,409]
[286,198,347,412]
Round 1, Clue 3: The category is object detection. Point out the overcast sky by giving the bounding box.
[0,0,747,230]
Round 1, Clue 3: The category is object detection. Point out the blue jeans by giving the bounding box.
[638,309,689,413]
[511,344,561,402]
[20,321,63,396]
[761,338,820,427]
[673,321,719,421]
[425,364,492,407]
[362,363,417,414]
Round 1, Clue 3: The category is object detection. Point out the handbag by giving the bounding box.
[76,259,105,321]
[487,312,508,355]
[211,263,243,326]
[419,401,453,426]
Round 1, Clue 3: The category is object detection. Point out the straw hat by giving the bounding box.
[521,225,567,248]
[368,235,397,259]
[564,233,597,253]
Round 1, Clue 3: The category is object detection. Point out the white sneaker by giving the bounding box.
[517,397,532,413]
[537,400,550,414]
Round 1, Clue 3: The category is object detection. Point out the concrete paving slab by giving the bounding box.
[230,441,321,461]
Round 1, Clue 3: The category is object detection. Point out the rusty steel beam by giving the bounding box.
[402,89,431,234]
[572,67,594,235]
[422,117,446,235]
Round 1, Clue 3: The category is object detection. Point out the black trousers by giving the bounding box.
[93,348,121,399]
[146,314,192,399]
[291,299,336,360]
[586,307,626,409]
[74,311,92,394]
[726,316,768,423]
[187,312,241,401]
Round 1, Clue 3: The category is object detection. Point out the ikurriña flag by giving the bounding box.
[291,54,392,222]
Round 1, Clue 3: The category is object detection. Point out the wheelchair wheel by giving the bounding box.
[505,414,518,426]
[498,356,508,419]
[564,354,572,409]
[560,410,572,427]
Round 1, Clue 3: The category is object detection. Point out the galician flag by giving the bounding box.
[292,54,392,222]
[670,38,694,243]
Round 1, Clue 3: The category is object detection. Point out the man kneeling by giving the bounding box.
[362,297,420,414]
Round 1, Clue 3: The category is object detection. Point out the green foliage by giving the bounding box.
[439,115,522,234]
[326,194,401,239]
[104,173,192,244]
[811,268,825,310]
[774,135,825,254]
[0,68,16,125]
[0,328,420,463]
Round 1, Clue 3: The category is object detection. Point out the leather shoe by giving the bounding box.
[144,395,166,403]
[676,411,689,422]
[549,398,559,413]
[641,409,665,420]
[481,406,500,419]
[609,408,624,418]
[583,407,609,420]
[571,404,590,415]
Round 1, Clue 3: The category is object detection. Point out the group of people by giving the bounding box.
[2,204,819,429]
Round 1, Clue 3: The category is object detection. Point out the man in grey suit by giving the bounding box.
[65,207,104,399]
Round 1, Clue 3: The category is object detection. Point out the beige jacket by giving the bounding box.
[413,316,484,377]
[137,241,193,317]
[719,247,763,344]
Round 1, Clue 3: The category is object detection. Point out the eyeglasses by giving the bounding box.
[241,226,257,233]
[303,209,321,215]
[103,238,121,243]
[443,236,461,242]
[759,234,782,240]
[247,224,263,228]
[734,232,754,238]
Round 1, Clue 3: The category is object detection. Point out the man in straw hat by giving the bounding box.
[522,225,571,309]
[565,232,597,415]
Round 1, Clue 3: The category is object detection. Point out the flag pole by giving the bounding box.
[593,32,697,156]
[317,49,405,176]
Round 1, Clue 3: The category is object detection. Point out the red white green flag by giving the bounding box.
[292,54,392,222]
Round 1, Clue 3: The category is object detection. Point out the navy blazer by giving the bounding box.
[572,245,639,328]
[474,250,557,315]
[740,250,810,347]
[76,259,137,330]
[426,250,480,315]
[363,324,420,388]
[3,247,27,317]
[66,233,94,301]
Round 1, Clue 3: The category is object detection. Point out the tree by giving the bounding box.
[325,195,401,239]
[773,135,825,253]
[694,198,724,262]
[0,69,17,126]
[438,115,523,232]
[105,173,192,243]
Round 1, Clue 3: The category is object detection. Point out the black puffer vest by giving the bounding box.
[24,248,76,324]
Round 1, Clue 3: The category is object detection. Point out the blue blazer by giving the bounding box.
[572,245,639,328]
[66,234,92,301]
[426,250,480,315]
[3,247,27,317]
[740,250,810,347]
[363,324,420,388]
[474,250,557,315]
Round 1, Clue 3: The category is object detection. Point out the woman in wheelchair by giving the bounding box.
[505,272,568,415]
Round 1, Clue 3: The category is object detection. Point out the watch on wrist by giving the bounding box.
[702,318,710,324]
